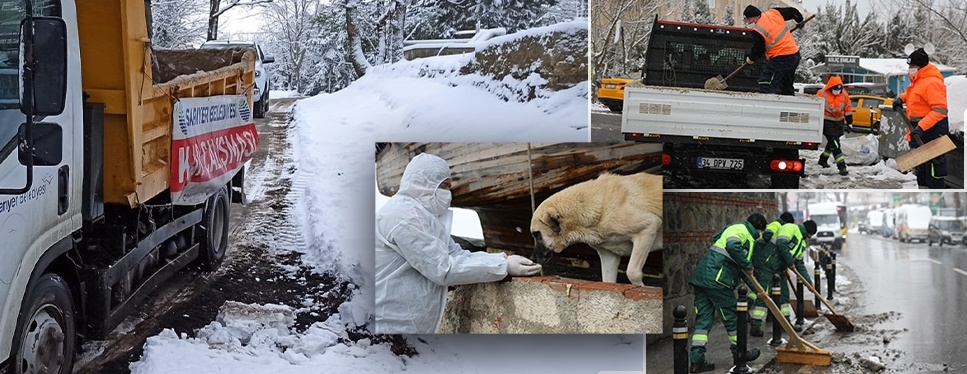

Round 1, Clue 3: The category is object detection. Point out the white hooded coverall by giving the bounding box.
[375,153,508,334]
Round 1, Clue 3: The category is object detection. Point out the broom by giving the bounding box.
[746,272,833,366]
[792,268,855,332]
[786,270,818,318]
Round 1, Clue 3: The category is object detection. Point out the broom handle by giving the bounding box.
[723,64,747,81]
[792,268,841,315]
[745,272,819,351]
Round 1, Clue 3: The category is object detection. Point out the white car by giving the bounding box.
[199,40,275,118]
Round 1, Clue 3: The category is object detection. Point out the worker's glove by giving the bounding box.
[892,98,903,112]
[911,123,924,138]
[506,255,542,276]
[845,114,853,126]
[744,269,754,278]
[745,56,755,65]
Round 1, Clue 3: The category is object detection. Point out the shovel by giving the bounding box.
[893,106,957,173]
[746,272,833,366]
[792,268,855,332]
[704,14,815,91]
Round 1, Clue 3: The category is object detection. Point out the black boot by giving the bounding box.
[750,325,764,337]
[839,168,849,176]
[690,361,715,373]
[818,159,830,168]
[745,348,761,362]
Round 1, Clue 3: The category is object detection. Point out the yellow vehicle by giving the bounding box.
[849,94,893,134]
[596,74,638,112]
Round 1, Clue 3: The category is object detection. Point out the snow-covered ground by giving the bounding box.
[269,90,302,100]
[130,20,647,374]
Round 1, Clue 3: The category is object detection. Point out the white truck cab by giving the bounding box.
[808,202,845,250]
[200,40,275,118]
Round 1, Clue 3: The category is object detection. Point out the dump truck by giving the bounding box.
[621,18,823,188]
[0,2,257,373]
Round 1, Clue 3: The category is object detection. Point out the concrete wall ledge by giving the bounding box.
[440,276,663,334]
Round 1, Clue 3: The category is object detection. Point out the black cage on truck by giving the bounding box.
[643,17,764,92]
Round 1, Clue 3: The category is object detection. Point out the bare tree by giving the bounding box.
[260,0,320,93]
[208,0,274,41]
[590,0,664,84]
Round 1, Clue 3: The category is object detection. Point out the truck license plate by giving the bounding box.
[697,157,744,170]
[605,84,616,89]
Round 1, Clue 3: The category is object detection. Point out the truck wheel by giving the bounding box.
[196,186,230,271]
[11,273,75,374]
[771,174,800,189]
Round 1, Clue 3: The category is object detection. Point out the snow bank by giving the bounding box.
[270,90,302,99]
[945,75,967,133]
[130,302,643,374]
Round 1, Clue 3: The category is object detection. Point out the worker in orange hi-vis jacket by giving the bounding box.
[816,75,853,176]
[892,47,949,189]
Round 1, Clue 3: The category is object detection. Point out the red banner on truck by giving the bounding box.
[170,96,259,205]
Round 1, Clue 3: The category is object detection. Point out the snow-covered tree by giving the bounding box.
[428,0,559,37]
[208,0,273,41]
[690,0,714,25]
[591,0,665,83]
[150,0,208,48]
[722,4,735,26]
[259,0,321,94]
[542,0,588,26]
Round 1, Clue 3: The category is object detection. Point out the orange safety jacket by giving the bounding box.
[816,76,852,121]
[750,9,799,59]
[900,63,948,141]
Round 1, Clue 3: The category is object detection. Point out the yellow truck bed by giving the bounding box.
[77,1,255,207]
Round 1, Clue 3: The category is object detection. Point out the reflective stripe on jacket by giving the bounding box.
[751,9,799,58]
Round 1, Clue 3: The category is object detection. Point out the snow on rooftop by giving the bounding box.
[857,58,957,76]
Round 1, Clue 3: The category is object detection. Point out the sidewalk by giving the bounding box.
[647,314,821,374]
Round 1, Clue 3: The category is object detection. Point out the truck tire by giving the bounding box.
[254,91,268,119]
[771,174,800,189]
[196,186,230,271]
[11,273,75,374]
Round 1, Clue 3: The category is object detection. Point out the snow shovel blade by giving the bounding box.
[704,75,728,90]
[824,312,855,332]
[791,299,818,318]
[776,346,833,366]
[896,134,957,172]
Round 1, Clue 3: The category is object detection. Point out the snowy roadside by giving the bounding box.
[128,21,646,374]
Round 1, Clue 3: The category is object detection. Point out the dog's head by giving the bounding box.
[530,205,565,264]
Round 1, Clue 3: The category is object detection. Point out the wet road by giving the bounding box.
[591,110,623,141]
[839,232,967,371]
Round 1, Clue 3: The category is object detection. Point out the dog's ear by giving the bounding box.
[547,209,561,233]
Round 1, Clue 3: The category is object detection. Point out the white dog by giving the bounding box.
[529,173,662,286]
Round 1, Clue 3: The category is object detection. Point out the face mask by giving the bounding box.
[908,68,918,78]
[426,189,451,217]
[831,89,842,95]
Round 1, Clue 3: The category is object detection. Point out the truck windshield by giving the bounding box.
[938,220,964,231]
[812,215,839,226]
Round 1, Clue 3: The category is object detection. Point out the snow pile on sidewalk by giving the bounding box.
[130,302,643,373]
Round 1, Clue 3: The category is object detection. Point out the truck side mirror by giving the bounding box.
[19,122,61,166]
[20,17,67,116]
[263,56,275,64]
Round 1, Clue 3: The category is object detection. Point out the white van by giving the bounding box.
[866,210,885,236]
[808,202,844,250]
[896,204,933,243]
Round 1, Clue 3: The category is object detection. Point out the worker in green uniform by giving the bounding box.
[688,213,768,373]
[750,218,818,336]
[748,212,795,336]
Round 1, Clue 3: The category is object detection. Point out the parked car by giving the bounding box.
[596,73,639,112]
[849,94,893,134]
[200,40,275,118]
[928,216,965,246]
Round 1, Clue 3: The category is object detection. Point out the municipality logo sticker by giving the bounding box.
[239,97,252,123]
[178,109,189,135]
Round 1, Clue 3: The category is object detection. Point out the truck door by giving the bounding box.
[0,0,78,357]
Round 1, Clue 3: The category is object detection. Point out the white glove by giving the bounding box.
[506,255,542,277]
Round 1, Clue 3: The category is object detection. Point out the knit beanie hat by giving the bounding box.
[743,5,762,18]
[907,48,929,67]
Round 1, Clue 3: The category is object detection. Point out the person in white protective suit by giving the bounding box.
[375,153,543,334]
